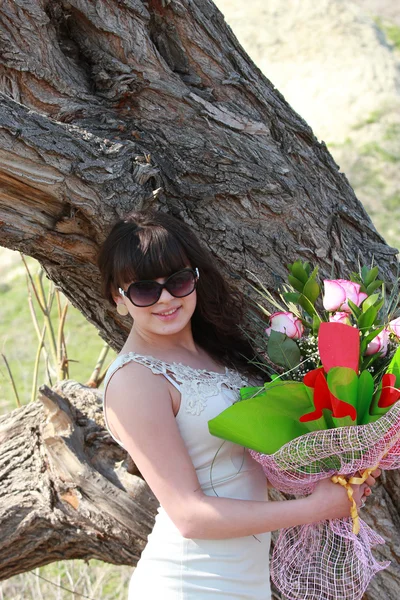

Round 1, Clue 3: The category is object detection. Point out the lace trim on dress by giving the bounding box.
[116,352,249,416]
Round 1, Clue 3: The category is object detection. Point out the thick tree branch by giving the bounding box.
[0,381,157,579]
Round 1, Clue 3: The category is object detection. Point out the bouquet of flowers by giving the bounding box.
[209,261,400,600]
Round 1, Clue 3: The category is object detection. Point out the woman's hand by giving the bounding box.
[309,478,356,520]
[309,468,381,521]
[358,467,381,507]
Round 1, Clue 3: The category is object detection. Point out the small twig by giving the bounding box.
[96,360,114,388]
[36,272,58,368]
[44,353,54,387]
[31,324,47,403]
[86,343,111,387]
[56,288,70,378]
[34,567,44,600]
[27,288,42,338]
[20,253,46,313]
[27,285,54,378]
[57,293,69,380]
[62,335,70,379]
[1,353,21,408]
[30,571,98,600]
[56,287,63,319]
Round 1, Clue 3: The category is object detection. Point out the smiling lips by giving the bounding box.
[154,307,181,318]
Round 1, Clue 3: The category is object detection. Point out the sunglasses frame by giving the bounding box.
[119,267,200,308]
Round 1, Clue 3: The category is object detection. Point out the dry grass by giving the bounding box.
[0,561,132,600]
[0,250,125,599]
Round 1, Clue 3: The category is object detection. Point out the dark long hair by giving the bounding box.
[98,210,261,378]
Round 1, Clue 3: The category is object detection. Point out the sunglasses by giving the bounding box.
[119,268,200,308]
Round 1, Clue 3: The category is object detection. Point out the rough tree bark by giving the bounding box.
[0,0,398,598]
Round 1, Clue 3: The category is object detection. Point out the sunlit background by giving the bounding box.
[218,0,400,247]
[0,0,399,597]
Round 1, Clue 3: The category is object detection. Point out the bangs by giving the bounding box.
[112,226,190,287]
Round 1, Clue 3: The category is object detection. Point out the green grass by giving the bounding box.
[384,193,400,211]
[352,108,386,130]
[0,250,115,415]
[384,122,400,142]
[374,17,400,51]
[359,141,400,164]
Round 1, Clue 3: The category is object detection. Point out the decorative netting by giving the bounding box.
[250,402,400,600]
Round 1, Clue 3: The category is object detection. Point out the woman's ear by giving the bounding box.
[112,290,129,316]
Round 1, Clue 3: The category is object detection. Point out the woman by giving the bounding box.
[98,210,376,599]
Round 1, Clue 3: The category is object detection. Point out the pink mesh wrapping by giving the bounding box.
[250,402,400,600]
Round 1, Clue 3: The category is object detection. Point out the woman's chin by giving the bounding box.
[152,312,193,336]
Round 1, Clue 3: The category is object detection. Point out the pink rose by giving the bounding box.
[329,312,351,325]
[365,329,389,357]
[265,311,304,340]
[389,317,400,339]
[323,279,368,313]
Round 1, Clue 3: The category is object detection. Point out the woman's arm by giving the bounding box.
[106,363,370,540]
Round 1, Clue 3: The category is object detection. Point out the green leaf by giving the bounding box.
[366,280,383,295]
[327,367,358,420]
[298,293,318,318]
[303,278,320,304]
[208,381,316,454]
[365,266,379,287]
[361,265,369,280]
[351,272,362,284]
[362,293,380,312]
[239,386,264,401]
[347,299,362,318]
[356,370,374,425]
[360,351,383,372]
[267,330,301,370]
[283,292,301,304]
[358,305,378,331]
[291,260,308,285]
[312,315,321,336]
[331,415,358,427]
[363,414,382,424]
[366,382,389,422]
[373,298,384,313]
[288,274,304,293]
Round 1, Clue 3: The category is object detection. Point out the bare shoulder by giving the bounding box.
[106,359,171,411]
[105,360,173,440]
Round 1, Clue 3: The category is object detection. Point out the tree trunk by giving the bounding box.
[0,0,398,597]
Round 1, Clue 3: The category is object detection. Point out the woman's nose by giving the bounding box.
[158,287,175,303]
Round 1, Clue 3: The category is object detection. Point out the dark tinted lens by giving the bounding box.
[166,270,195,297]
[126,269,196,307]
[128,281,161,307]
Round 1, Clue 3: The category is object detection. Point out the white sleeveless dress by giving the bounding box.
[103,353,272,599]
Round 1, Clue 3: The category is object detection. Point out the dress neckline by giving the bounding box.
[117,351,231,377]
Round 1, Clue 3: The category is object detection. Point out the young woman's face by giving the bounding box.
[117,269,198,337]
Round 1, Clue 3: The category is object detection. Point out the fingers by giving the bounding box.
[352,482,370,509]
[358,468,381,488]
[365,474,376,486]
[358,482,372,508]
